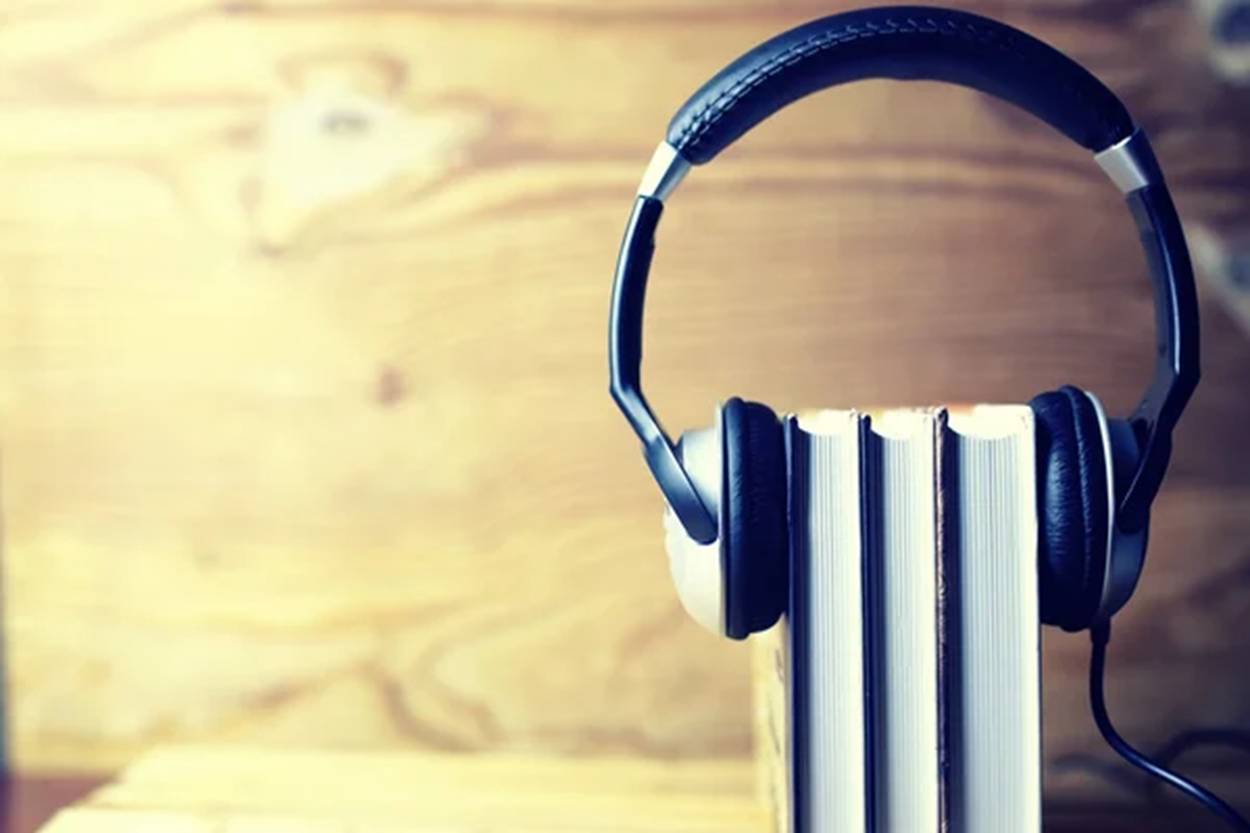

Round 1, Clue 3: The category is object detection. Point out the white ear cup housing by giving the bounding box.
[663,417,725,635]
[663,505,723,634]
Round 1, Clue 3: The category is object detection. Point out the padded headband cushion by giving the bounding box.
[721,397,788,640]
[668,6,1133,165]
[1030,386,1110,631]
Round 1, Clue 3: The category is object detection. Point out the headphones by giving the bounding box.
[609,6,1200,641]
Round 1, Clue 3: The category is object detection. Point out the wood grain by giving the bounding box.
[0,0,1247,804]
[41,746,767,833]
[32,745,1245,833]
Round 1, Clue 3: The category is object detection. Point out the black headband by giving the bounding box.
[610,6,1199,545]
[669,6,1132,164]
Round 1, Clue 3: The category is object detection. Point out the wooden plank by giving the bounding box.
[44,746,766,833]
[33,746,1245,833]
[0,0,1248,785]
[38,803,1248,833]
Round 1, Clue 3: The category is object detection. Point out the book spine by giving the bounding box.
[934,408,953,833]
[787,417,806,833]
[858,415,878,833]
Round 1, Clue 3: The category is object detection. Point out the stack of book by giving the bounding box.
[755,406,1041,833]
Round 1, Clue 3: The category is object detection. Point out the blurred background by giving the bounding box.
[0,0,1248,818]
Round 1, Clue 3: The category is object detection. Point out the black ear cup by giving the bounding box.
[1030,386,1111,632]
[720,397,788,640]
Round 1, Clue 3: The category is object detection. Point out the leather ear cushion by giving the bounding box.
[721,397,788,640]
[1029,386,1110,632]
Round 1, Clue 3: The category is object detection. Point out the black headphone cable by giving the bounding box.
[1090,622,1250,832]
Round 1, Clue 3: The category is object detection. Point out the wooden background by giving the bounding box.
[1,0,1248,807]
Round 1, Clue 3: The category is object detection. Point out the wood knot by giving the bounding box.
[376,365,408,407]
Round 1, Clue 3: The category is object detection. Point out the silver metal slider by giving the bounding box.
[1095,129,1161,194]
[637,142,691,202]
